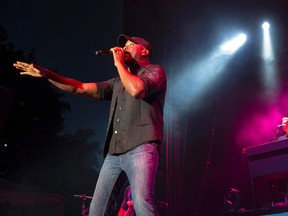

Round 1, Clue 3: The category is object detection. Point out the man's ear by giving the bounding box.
[141,48,150,57]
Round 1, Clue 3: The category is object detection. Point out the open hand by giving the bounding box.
[13,61,45,78]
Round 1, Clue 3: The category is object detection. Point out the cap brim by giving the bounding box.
[117,34,132,47]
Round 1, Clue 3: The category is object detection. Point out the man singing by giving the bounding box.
[14,34,167,216]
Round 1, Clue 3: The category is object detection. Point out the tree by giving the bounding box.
[0,26,103,215]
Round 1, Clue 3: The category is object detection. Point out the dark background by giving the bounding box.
[1,0,288,215]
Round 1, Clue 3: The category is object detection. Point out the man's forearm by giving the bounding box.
[48,79,80,93]
[42,68,84,93]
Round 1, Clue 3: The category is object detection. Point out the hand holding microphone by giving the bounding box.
[95,47,133,66]
[95,47,121,56]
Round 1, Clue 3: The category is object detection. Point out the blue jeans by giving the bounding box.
[89,143,160,216]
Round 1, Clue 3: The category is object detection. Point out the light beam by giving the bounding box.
[220,33,247,55]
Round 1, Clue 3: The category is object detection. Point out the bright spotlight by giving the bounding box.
[262,21,273,61]
[261,20,277,98]
[262,22,270,30]
[220,33,247,55]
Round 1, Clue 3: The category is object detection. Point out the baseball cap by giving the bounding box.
[117,34,153,54]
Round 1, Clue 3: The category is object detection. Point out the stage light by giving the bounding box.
[166,33,247,115]
[261,20,277,99]
[262,21,270,30]
[262,22,273,61]
[220,33,247,55]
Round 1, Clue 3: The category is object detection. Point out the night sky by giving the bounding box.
[1,0,288,215]
[1,0,124,144]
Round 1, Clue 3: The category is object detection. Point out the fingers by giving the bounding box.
[13,61,37,72]
[13,61,31,71]
[14,61,29,67]
[20,72,30,76]
[110,47,124,55]
[111,47,125,65]
[13,61,43,77]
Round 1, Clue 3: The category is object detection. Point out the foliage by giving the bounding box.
[0,26,103,216]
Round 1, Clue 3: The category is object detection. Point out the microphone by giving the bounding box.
[95,50,112,56]
[277,124,286,128]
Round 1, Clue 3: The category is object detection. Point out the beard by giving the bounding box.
[124,52,137,68]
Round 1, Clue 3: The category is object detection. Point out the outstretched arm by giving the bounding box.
[13,61,99,99]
